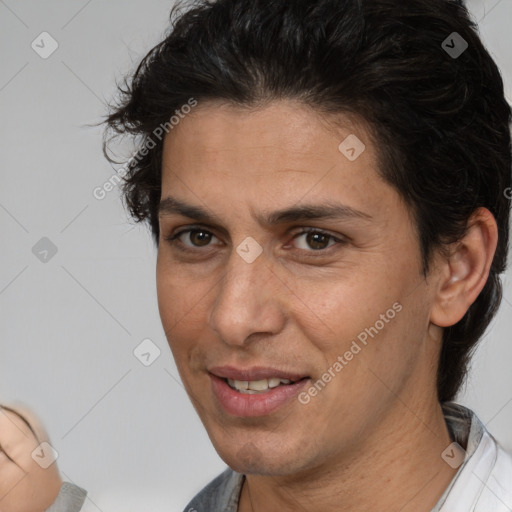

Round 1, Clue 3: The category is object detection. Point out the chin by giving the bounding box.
[213,435,310,476]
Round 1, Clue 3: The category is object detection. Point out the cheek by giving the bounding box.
[321,287,430,410]
[156,255,207,325]
[296,269,424,396]
[156,259,215,364]
[156,264,177,333]
[293,274,399,352]
[156,260,193,350]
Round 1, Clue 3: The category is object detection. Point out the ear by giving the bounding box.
[430,207,498,328]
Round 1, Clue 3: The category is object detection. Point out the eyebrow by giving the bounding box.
[158,196,372,227]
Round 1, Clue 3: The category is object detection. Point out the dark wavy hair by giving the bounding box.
[103,0,512,402]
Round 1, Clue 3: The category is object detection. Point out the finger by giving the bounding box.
[1,403,55,444]
[0,406,39,442]
[0,440,20,466]
[0,406,41,473]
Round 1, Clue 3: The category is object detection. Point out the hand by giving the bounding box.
[0,404,62,512]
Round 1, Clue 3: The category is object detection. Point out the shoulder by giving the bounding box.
[46,482,87,512]
[438,403,512,511]
[183,467,244,512]
[485,441,512,503]
[466,426,512,511]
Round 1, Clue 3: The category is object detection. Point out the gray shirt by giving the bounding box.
[46,482,87,512]
[183,402,512,512]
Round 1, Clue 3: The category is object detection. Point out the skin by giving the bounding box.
[156,100,497,512]
[0,405,62,512]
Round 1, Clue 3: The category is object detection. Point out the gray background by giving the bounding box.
[0,1,511,510]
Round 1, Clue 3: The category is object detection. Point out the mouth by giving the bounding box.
[208,366,312,417]
[224,376,309,394]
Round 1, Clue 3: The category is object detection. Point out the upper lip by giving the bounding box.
[208,365,309,382]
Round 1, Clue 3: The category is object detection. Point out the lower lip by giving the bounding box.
[209,374,310,417]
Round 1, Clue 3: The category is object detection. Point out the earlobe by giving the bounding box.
[430,207,498,328]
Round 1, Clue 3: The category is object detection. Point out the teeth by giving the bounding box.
[268,378,282,388]
[248,379,269,391]
[227,379,248,390]
[226,377,296,393]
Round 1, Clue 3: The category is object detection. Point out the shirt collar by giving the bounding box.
[432,401,496,511]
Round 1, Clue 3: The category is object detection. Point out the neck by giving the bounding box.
[238,398,457,512]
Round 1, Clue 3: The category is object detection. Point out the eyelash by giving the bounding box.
[163,226,346,256]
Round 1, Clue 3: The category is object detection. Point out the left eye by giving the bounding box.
[291,229,341,251]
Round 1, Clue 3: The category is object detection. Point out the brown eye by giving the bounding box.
[293,229,340,251]
[165,227,220,250]
[305,231,331,250]
[187,230,213,247]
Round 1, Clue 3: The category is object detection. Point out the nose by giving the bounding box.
[209,248,286,347]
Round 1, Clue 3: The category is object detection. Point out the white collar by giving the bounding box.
[433,402,512,511]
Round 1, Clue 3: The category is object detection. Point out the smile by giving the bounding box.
[226,377,297,393]
[210,373,310,417]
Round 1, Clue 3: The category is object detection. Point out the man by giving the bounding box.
[2,0,510,510]
[103,0,511,510]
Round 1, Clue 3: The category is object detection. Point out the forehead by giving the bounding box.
[165,99,369,151]
[162,100,377,179]
[159,100,405,229]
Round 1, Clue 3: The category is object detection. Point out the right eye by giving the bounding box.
[164,227,221,251]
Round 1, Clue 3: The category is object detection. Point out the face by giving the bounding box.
[157,100,442,476]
